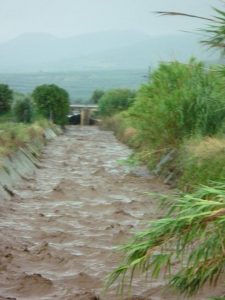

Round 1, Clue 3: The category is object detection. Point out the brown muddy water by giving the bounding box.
[0,127,224,300]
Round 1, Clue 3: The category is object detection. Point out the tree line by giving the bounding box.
[0,83,70,125]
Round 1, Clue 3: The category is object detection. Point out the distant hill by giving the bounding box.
[0,30,218,72]
[0,70,148,102]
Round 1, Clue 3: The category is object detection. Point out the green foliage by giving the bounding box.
[0,84,13,114]
[98,88,136,116]
[128,59,225,150]
[90,89,104,104]
[103,60,225,189]
[12,97,33,123]
[0,112,13,123]
[13,91,27,101]
[106,182,225,297]
[200,7,225,53]
[104,9,225,299]
[32,84,70,125]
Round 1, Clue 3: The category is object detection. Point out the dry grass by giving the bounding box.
[121,127,138,142]
[179,136,225,190]
[0,121,47,159]
[185,137,225,160]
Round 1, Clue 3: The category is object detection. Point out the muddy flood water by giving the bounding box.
[0,127,223,300]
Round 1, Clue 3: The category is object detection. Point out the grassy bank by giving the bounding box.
[0,119,55,160]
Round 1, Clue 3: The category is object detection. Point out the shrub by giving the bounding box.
[0,84,13,114]
[90,89,104,104]
[98,88,136,117]
[12,97,33,123]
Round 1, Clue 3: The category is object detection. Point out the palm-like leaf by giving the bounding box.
[106,182,225,297]
[155,7,225,52]
[155,11,214,22]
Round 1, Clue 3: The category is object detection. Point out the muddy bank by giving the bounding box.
[0,127,223,300]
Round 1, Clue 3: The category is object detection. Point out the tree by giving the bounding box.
[0,84,13,114]
[32,84,70,125]
[90,89,105,104]
[98,88,136,117]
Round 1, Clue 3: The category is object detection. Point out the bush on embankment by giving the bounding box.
[102,59,225,190]
[129,59,225,148]
[0,83,13,115]
[98,88,136,117]
[12,97,34,123]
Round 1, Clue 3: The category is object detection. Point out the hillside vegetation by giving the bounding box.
[101,59,225,188]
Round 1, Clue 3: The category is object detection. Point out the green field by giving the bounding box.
[0,69,148,103]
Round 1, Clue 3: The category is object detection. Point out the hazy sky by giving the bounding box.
[0,0,223,43]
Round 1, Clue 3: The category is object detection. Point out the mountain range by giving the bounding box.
[0,30,218,73]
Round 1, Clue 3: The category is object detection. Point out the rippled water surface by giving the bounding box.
[0,127,223,300]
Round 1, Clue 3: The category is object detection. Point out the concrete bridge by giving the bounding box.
[69,104,98,125]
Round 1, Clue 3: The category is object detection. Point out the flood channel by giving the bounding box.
[0,127,223,300]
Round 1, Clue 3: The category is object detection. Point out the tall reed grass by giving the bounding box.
[129,59,225,150]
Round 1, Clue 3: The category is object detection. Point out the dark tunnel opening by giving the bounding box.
[68,114,97,125]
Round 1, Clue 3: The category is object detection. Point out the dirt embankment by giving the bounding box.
[0,127,223,300]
